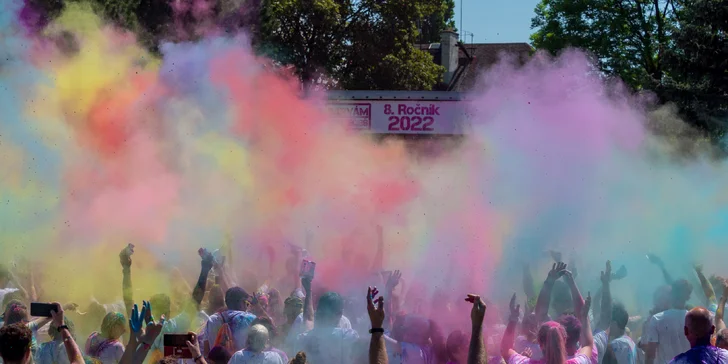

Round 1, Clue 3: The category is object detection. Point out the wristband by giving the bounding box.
[194,355,203,363]
[369,328,385,334]
[57,325,69,333]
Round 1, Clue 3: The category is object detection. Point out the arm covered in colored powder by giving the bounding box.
[535,262,567,322]
[522,264,536,313]
[120,246,134,319]
[716,279,727,331]
[368,287,388,364]
[576,293,595,359]
[563,269,584,318]
[646,254,673,285]
[693,264,717,307]
[500,293,519,361]
[466,294,487,364]
[192,250,214,306]
[302,276,314,328]
[596,261,613,333]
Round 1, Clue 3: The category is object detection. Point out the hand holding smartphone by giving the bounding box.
[300,259,316,280]
[163,334,194,358]
[30,303,58,318]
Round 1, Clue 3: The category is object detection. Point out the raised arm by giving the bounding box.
[192,249,214,306]
[694,264,717,307]
[535,262,567,322]
[522,264,536,310]
[500,293,520,360]
[120,244,134,319]
[647,254,673,285]
[576,293,594,359]
[384,270,401,330]
[466,294,487,364]
[595,261,613,333]
[716,278,728,331]
[302,276,314,329]
[368,287,388,364]
[51,303,84,364]
[120,302,164,364]
[563,269,584,318]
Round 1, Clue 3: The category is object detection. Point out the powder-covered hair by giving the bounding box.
[246,324,269,352]
[100,312,125,339]
[538,321,567,364]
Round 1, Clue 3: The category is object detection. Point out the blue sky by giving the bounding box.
[454,0,541,44]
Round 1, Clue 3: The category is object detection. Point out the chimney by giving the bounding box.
[440,30,459,85]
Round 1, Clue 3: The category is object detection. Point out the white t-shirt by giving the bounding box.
[294,327,360,364]
[283,314,351,357]
[643,309,689,364]
[514,336,543,361]
[202,310,256,352]
[35,341,70,364]
[594,331,636,364]
[85,332,124,364]
[387,341,428,364]
[228,350,285,364]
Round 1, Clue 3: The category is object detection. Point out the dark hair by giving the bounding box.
[446,330,468,361]
[671,279,693,303]
[252,316,278,339]
[3,301,28,326]
[611,303,629,330]
[716,328,728,347]
[315,292,344,324]
[225,287,250,311]
[289,351,307,364]
[556,314,581,347]
[208,346,231,364]
[150,294,172,317]
[2,292,25,311]
[0,323,32,362]
[158,357,179,364]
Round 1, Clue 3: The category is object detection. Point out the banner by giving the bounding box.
[327,100,467,134]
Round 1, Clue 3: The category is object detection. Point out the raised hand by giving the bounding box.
[521,347,533,358]
[601,260,612,284]
[119,244,134,268]
[63,303,79,312]
[612,265,627,280]
[582,292,592,321]
[143,301,153,325]
[547,262,568,282]
[139,317,165,346]
[465,294,487,328]
[386,270,402,292]
[185,332,202,359]
[367,287,385,329]
[646,253,664,267]
[129,303,146,335]
[199,248,214,272]
[548,250,563,263]
[50,302,64,328]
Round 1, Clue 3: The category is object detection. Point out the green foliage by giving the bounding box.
[260,0,452,90]
[530,0,678,90]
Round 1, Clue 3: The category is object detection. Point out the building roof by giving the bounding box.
[418,42,534,92]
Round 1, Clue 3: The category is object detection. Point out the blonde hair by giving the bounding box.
[246,324,269,352]
[538,321,567,364]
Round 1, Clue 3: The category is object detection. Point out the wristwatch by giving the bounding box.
[369,328,385,334]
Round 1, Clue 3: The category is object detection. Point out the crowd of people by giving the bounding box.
[1,244,728,364]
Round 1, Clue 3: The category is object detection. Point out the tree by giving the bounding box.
[530,0,679,91]
[661,0,728,136]
[417,0,456,43]
[259,0,450,90]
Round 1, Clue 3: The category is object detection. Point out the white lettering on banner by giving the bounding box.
[326,103,372,130]
[328,100,465,134]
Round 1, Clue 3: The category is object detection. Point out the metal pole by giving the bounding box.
[460,0,463,41]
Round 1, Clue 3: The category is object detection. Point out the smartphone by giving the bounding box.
[300,259,316,279]
[163,334,194,358]
[30,303,57,318]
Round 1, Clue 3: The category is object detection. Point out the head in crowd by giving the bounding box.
[609,303,629,338]
[520,313,538,341]
[716,328,728,350]
[207,346,231,364]
[284,296,303,323]
[2,291,25,311]
[149,294,171,319]
[49,316,75,341]
[289,352,307,364]
[671,279,693,308]
[251,316,277,341]
[207,285,225,314]
[246,324,269,353]
[225,287,250,311]
[268,288,283,313]
[0,323,33,364]
[652,285,672,313]
[684,307,714,346]
[446,330,469,364]
[100,312,126,340]
[556,314,581,354]
[537,321,567,364]
[3,301,28,326]
[314,292,344,327]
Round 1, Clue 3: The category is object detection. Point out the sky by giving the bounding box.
[454,0,541,44]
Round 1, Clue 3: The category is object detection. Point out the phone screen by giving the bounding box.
[30,303,56,318]
[163,334,194,358]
